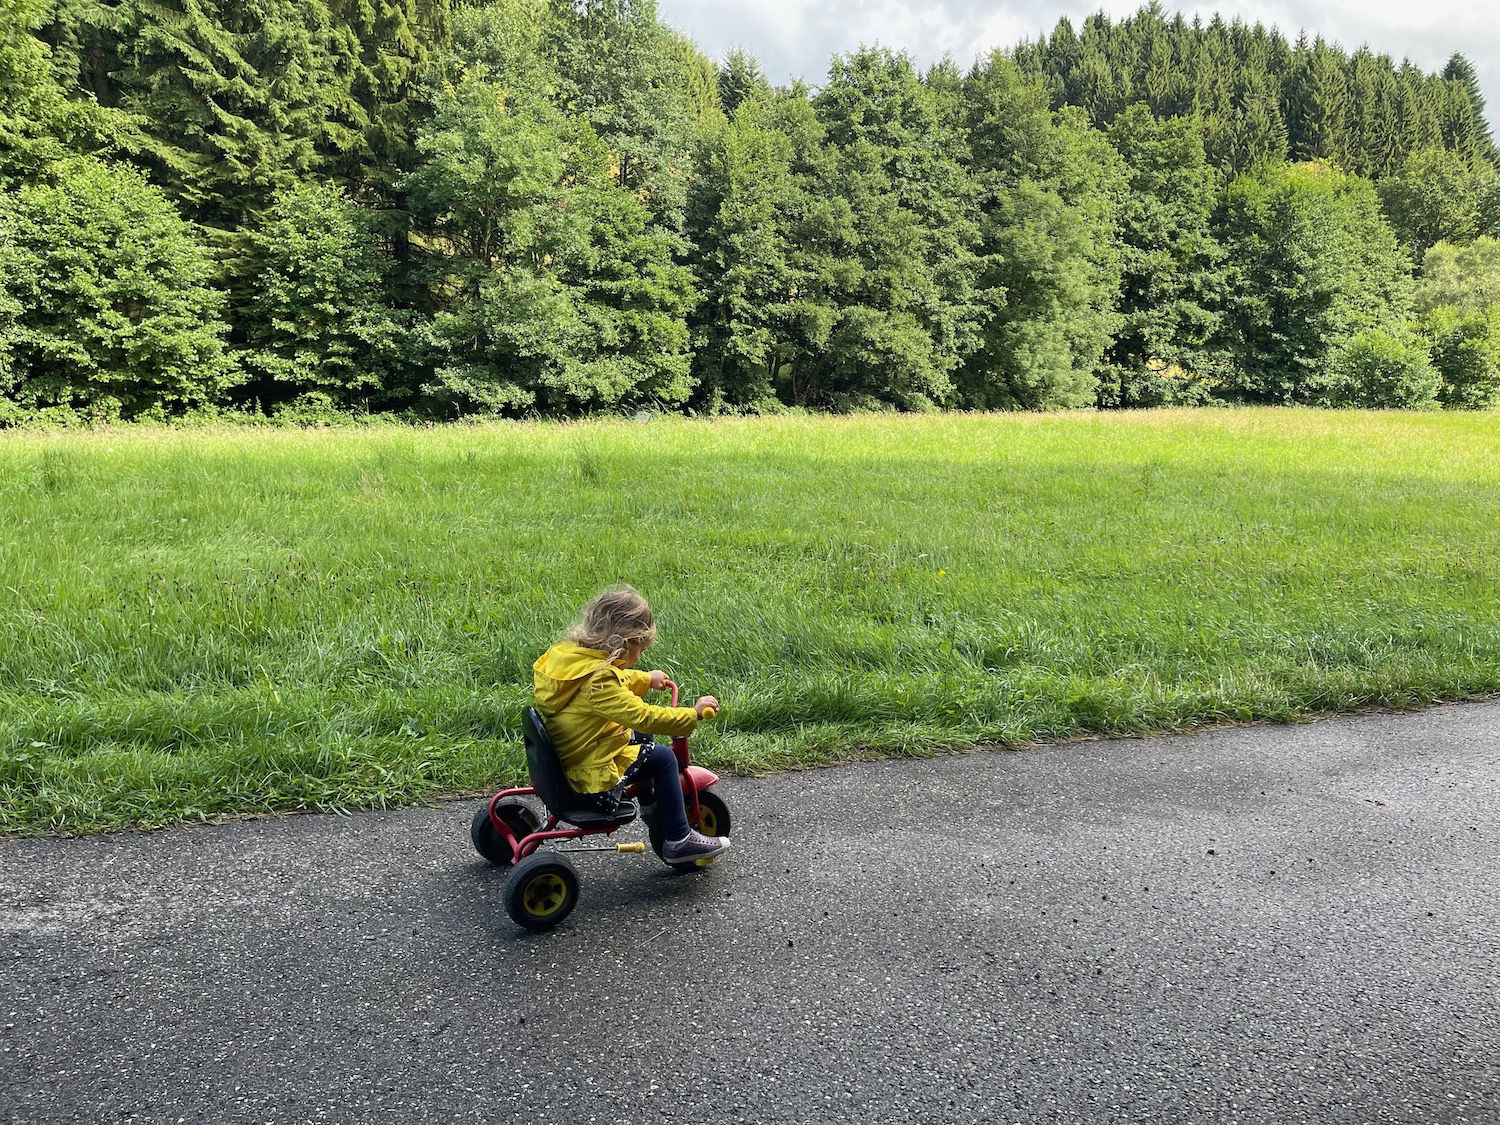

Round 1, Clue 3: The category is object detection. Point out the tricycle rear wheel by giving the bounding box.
[471,799,541,866]
[504,852,580,931]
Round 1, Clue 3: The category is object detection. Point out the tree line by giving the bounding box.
[2,0,1499,424]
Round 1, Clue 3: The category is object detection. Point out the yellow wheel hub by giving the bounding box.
[521,872,569,918]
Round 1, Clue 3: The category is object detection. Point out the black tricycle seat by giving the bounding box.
[522,707,637,829]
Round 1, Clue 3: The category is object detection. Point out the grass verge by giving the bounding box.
[3,408,1498,835]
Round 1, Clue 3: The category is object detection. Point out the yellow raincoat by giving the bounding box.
[532,642,699,794]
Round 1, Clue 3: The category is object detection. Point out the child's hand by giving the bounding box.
[694,695,719,719]
[648,669,668,690]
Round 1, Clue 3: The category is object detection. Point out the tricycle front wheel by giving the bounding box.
[648,788,732,865]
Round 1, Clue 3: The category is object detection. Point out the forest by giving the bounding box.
[2,0,1500,423]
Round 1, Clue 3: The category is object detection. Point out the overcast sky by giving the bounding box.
[657,0,1498,134]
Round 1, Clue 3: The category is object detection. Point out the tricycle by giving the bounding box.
[470,681,731,931]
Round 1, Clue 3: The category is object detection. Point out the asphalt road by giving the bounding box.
[2,702,1498,1125]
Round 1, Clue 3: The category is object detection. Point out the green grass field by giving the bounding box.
[3,408,1499,836]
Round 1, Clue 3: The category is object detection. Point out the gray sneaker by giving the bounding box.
[662,830,731,865]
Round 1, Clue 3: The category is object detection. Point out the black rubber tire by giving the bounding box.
[649,788,733,864]
[470,799,541,866]
[504,852,580,932]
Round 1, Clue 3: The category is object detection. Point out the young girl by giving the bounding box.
[532,585,730,865]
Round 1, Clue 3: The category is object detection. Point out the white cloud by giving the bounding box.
[658,0,1499,126]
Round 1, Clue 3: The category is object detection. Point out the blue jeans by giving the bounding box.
[623,742,690,841]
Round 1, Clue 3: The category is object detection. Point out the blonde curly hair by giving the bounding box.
[566,585,657,662]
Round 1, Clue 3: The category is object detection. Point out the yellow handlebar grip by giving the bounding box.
[617,841,646,854]
[700,706,717,721]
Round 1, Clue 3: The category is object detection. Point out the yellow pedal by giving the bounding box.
[616,841,646,854]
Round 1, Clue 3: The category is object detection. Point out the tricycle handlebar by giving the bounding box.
[662,679,715,721]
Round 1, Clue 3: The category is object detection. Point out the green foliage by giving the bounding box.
[1378,147,1498,255]
[717,47,769,116]
[544,0,705,237]
[957,55,1122,410]
[5,1,1496,422]
[89,0,352,229]
[1215,161,1415,403]
[1012,9,1490,179]
[0,159,236,420]
[685,91,803,410]
[1415,237,1500,313]
[323,0,455,199]
[1440,53,1497,165]
[1284,37,1348,163]
[446,1,554,94]
[1422,305,1500,408]
[0,0,68,182]
[795,48,981,410]
[1102,105,1227,406]
[406,73,695,414]
[0,0,131,185]
[1326,329,1440,408]
[243,183,418,409]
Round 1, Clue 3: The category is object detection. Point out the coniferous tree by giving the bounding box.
[79,0,354,234]
[2,0,134,185]
[1226,65,1289,170]
[324,0,455,203]
[1284,36,1347,162]
[1441,54,1497,164]
[717,48,769,117]
[1007,8,1488,181]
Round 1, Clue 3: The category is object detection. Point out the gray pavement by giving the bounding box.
[2,701,1498,1125]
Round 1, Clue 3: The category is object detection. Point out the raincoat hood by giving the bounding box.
[532,642,616,715]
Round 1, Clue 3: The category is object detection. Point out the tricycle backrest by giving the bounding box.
[522,707,585,814]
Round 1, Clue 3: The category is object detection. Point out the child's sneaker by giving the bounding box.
[663,830,731,865]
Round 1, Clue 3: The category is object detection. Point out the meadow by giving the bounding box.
[2,409,1498,836]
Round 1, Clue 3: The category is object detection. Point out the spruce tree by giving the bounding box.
[323,0,454,201]
[717,48,769,117]
[1284,37,1347,163]
[94,0,352,231]
[1441,54,1497,164]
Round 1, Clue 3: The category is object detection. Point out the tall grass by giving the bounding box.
[3,409,1499,834]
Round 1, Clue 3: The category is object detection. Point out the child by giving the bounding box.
[532,585,730,865]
